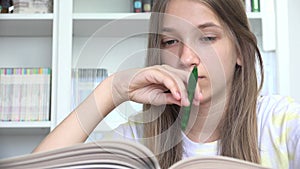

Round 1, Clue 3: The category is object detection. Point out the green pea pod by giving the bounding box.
[181,66,198,131]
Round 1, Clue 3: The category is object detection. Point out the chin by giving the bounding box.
[199,93,211,105]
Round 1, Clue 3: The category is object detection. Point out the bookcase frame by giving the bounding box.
[1,0,297,159]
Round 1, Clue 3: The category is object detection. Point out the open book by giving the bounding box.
[0,140,270,169]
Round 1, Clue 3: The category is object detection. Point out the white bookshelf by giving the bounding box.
[73,14,149,37]
[0,14,53,37]
[73,12,150,20]
[2,0,299,160]
[0,13,53,19]
[0,0,57,159]
[72,11,148,133]
[246,12,262,19]
[0,121,51,128]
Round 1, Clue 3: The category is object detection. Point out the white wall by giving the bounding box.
[275,0,300,102]
[288,0,300,102]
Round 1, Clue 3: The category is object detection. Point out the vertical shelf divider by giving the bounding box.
[52,0,73,129]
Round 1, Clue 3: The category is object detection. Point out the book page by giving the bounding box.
[169,156,270,169]
[0,140,160,169]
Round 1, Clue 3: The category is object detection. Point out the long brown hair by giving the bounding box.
[143,0,264,168]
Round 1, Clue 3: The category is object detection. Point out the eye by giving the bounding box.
[200,36,217,42]
[161,39,179,48]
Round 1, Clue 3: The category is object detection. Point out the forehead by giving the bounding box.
[164,0,221,28]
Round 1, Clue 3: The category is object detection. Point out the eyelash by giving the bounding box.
[161,39,179,48]
[161,35,217,48]
[200,36,217,42]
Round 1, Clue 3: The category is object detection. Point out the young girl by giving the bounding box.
[33,0,300,168]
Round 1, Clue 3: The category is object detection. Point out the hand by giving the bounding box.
[111,65,202,107]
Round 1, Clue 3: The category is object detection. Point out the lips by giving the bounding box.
[198,76,206,79]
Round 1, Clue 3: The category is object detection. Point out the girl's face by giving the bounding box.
[160,0,241,104]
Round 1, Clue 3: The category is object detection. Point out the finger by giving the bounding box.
[162,91,183,106]
[193,83,202,105]
[164,77,190,106]
[150,92,182,106]
[148,68,189,106]
[158,66,190,106]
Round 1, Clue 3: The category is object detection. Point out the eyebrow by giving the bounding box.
[197,22,222,29]
[162,22,222,32]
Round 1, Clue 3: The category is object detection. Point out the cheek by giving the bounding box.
[219,48,238,81]
[201,43,237,85]
[160,49,181,67]
[214,39,238,70]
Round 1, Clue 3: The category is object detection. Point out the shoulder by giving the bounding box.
[257,95,300,112]
[257,95,300,149]
[257,95,300,132]
[257,95,300,168]
[114,121,144,139]
[257,95,300,123]
[101,120,144,142]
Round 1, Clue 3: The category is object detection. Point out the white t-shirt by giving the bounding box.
[99,95,300,169]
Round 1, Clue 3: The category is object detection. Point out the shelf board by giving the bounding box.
[73,13,150,37]
[0,14,53,37]
[0,13,53,20]
[74,12,260,20]
[247,12,262,19]
[0,121,51,128]
[73,12,262,37]
[73,12,150,20]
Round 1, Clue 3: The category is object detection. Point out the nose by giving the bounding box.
[179,44,200,69]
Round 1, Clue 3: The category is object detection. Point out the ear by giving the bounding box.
[236,54,242,66]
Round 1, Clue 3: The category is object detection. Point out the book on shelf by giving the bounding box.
[0,139,271,169]
[0,68,51,122]
[71,68,108,110]
[243,0,260,12]
[0,0,14,13]
[133,0,154,13]
[12,0,53,14]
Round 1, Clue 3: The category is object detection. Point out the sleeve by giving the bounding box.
[288,132,300,169]
[259,96,300,169]
[87,121,143,143]
[286,101,300,169]
[279,97,300,169]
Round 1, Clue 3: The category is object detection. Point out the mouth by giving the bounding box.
[198,76,206,79]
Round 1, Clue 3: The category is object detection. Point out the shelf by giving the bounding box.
[0,14,53,37]
[73,13,150,20]
[73,13,150,37]
[0,13,53,20]
[0,121,51,128]
[73,12,262,37]
[247,12,262,19]
[73,0,132,13]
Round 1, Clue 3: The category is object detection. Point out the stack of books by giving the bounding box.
[71,68,108,110]
[0,68,51,122]
[13,0,53,14]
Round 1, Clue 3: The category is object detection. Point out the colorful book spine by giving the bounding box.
[0,68,51,122]
[133,0,153,13]
[133,0,142,13]
[11,68,21,121]
[71,68,108,110]
[251,0,260,12]
[142,0,152,12]
[243,0,260,13]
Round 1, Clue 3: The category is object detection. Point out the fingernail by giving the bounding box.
[199,92,203,100]
[185,98,190,106]
[175,91,181,100]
